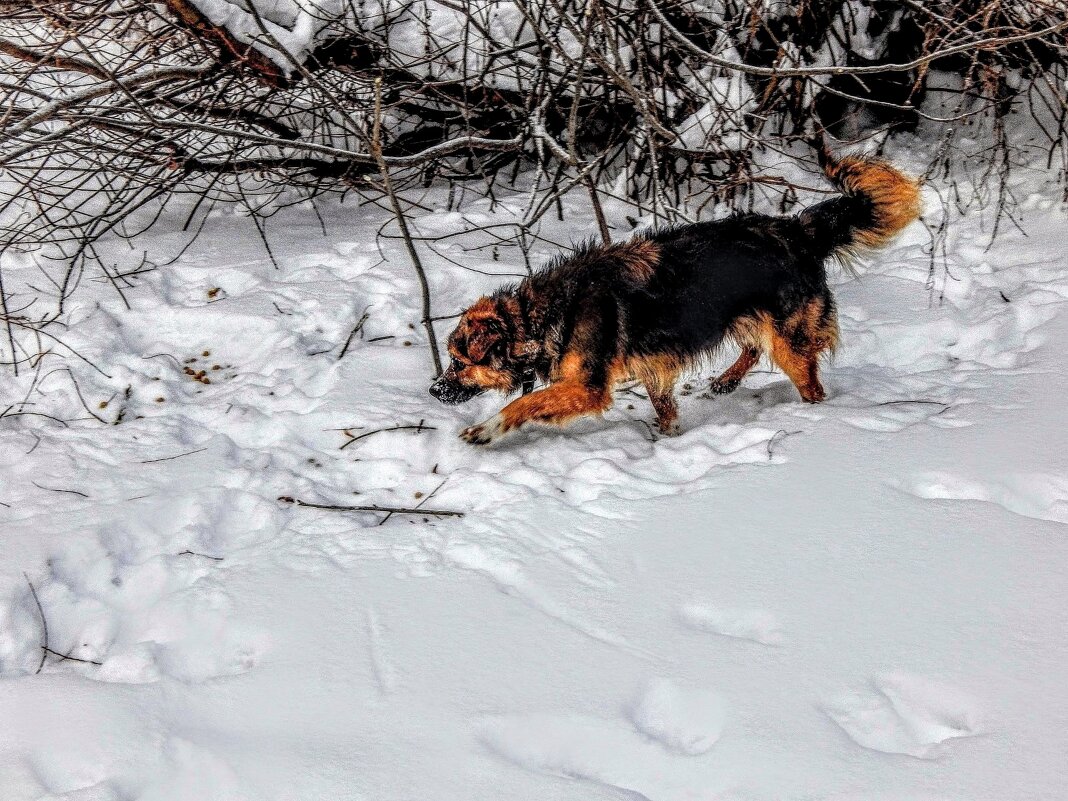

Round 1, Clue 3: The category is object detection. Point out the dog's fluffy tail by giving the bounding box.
[799,153,921,261]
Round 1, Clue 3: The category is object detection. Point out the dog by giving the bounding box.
[430,153,921,445]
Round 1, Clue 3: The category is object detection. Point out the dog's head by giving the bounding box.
[430,297,527,405]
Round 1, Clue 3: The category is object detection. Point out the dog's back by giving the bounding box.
[626,214,821,357]
[623,156,921,362]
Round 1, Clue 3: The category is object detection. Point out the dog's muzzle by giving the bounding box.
[429,377,482,405]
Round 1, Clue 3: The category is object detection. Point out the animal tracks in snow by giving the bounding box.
[825,673,984,759]
[6,495,271,682]
[480,712,669,796]
[443,542,650,657]
[626,678,726,756]
[902,471,1068,526]
[676,602,784,645]
[480,678,726,798]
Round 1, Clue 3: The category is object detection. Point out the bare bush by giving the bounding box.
[1,0,1066,376]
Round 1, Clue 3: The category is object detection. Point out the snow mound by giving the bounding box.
[676,603,784,646]
[902,471,1068,525]
[826,673,984,759]
[626,678,726,755]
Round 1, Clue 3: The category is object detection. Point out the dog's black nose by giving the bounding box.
[429,378,479,405]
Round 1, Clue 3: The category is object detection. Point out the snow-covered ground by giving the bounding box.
[2,156,1067,799]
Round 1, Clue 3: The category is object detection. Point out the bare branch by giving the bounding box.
[279,495,464,519]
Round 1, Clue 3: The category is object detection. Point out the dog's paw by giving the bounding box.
[707,377,741,396]
[460,413,508,446]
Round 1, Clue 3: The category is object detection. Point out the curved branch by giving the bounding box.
[1,65,213,140]
[63,112,524,169]
[0,38,108,79]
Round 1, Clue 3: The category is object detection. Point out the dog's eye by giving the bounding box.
[450,358,464,371]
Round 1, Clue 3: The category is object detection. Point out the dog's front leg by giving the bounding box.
[460,380,612,445]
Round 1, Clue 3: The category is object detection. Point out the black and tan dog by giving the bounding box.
[430,154,921,445]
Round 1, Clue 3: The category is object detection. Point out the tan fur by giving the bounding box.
[769,332,825,403]
[627,353,685,433]
[461,364,515,392]
[726,312,775,353]
[826,156,922,249]
[714,298,837,402]
[496,352,612,431]
[786,296,840,354]
[444,296,522,391]
[625,353,684,385]
[615,239,660,284]
[462,296,500,321]
[448,297,505,364]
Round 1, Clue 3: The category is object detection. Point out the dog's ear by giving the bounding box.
[466,317,504,362]
[459,298,508,362]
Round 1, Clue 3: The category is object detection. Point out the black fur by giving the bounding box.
[495,204,860,374]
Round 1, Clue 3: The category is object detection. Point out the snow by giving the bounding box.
[188,0,328,66]
[2,154,1068,799]
[187,0,530,81]
[825,673,984,759]
[627,677,727,755]
[675,74,756,151]
[676,603,784,646]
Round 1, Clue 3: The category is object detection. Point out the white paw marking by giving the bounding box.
[460,413,508,445]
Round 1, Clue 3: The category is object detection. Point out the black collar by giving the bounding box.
[521,368,536,395]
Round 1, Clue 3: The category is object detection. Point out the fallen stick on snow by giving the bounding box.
[31,481,88,498]
[338,420,437,450]
[23,573,48,674]
[141,447,208,463]
[41,647,102,667]
[279,495,464,519]
[378,478,449,527]
[337,306,372,360]
[873,399,950,407]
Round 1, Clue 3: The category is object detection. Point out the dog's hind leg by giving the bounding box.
[769,298,837,403]
[709,347,761,396]
[770,335,825,403]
